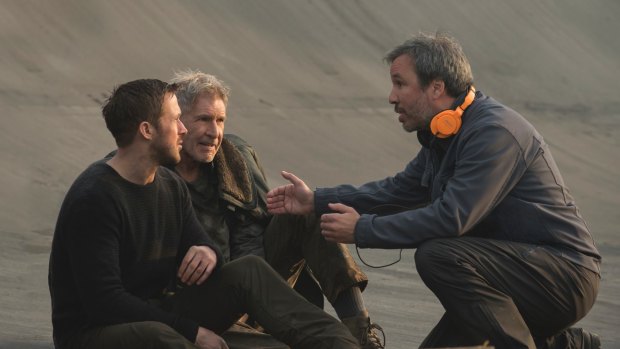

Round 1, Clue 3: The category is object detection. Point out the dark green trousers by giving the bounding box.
[264,214,368,304]
[63,256,358,349]
[415,237,599,349]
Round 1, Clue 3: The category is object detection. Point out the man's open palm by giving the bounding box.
[266,171,315,215]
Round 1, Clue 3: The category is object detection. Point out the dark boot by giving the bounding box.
[545,328,601,349]
[341,311,385,349]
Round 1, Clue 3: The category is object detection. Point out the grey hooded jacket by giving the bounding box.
[315,91,601,274]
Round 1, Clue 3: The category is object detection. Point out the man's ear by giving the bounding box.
[429,79,446,99]
[138,121,155,141]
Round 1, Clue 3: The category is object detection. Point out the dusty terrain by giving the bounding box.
[1,1,618,348]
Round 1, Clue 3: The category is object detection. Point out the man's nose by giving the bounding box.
[388,89,397,104]
[178,119,187,135]
[205,120,219,136]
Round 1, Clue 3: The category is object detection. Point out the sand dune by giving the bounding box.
[1,1,618,347]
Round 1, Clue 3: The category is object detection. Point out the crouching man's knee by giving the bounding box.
[414,239,460,287]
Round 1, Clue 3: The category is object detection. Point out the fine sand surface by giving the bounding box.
[1,1,618,348]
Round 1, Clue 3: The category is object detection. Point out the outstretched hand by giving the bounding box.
[267,171,315,215]
[320,203,360,244]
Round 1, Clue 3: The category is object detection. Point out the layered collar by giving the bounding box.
[211,138,254,206]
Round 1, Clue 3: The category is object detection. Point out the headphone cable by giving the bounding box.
[355,245,403,268]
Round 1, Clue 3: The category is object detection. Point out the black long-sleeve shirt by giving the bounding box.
[48,160,220,348]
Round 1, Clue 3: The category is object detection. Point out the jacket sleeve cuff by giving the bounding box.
[314,187,340,215]
[354,214,376,248]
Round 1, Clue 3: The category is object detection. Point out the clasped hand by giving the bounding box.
[320,203,359,244]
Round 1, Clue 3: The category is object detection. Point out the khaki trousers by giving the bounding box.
[264,214,368,304]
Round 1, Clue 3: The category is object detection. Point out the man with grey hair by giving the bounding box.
[267,33,601,349]
[169,70,384,349]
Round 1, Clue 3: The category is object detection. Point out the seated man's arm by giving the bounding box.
[65,193,200,342]
[314,149,430,216]
[229,216,266,260]
[177,182,224,279]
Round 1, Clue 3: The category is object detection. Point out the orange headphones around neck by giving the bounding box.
[430,86,476,138]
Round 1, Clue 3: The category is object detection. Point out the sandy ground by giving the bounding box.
[1,1,618,348]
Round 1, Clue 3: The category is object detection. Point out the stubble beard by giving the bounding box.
[186,145,216,164]
[152,140,181,167]
[401,111,434,133]
[410,100,435,133]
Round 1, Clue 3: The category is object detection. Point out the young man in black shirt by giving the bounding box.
[48,79,358,349]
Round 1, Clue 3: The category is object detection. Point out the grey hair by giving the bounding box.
[384,32,474,98]
[169,69,231,113]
